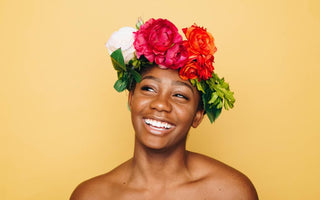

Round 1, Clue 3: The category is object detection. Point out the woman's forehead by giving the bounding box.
[142,66,188,83]
[140,66,199,94]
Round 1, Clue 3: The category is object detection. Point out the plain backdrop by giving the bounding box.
[1,0,320,199]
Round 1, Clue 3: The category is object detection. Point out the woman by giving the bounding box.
[70,18,258,200]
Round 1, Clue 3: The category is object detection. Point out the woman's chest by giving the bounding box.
[110,183,217,200]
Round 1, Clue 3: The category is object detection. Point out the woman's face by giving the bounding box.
[128,66,204,150]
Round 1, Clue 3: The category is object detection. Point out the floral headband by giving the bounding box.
[106,18,235,123]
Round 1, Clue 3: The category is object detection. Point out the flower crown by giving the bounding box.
[106,18,235,123]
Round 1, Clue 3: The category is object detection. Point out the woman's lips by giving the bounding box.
[143,118,175,135]
[144,118,173,129]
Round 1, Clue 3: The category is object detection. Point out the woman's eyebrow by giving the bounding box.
[141,75,161,82]
[173,81,194,94]
[141,76,194,94]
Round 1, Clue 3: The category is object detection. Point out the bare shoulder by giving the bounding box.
[188,151,259,200]
[70,160,131,200]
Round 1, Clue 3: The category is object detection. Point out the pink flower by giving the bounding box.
[134,18,187,69]
[163,42,188,69]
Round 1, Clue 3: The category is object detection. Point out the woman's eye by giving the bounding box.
[174,93,189,100]
[141,86,154,92]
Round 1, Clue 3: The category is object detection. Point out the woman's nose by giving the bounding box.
[150,93,172,112]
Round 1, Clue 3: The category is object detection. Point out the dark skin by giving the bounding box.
[70,66,258,200]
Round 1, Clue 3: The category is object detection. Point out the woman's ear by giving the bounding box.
[192,108,205,128]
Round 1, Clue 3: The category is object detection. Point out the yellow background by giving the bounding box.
[1,0,319,199]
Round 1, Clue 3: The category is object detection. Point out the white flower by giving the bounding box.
[106,27,137,64]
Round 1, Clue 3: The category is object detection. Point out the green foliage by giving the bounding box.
[114,74,128,92]
[136,17,144,29]
[110,48,146,92]
[128,68,142,83]
[110,48,126,71]
[191,72,235,123]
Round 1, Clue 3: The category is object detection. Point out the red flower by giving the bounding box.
[183,24,217,56]
[134,18,188,69]
[197,54,215,80]
[180,55,214,81]
[179,61,199,80]
[181,24,217,81]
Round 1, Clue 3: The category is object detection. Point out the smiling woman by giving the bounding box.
[70,18,258,200]
[129,67,204,151]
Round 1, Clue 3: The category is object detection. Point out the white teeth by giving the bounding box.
[144,119,172,129]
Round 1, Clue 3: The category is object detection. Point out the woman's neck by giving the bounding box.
[128,141,192,188]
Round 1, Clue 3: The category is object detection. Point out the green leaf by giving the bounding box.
[206,108,222,123]
[224,99,229,110]
[136,17,144,29]
[117,71,123,79]
[206,111,215,123]
[213,108,222,122]
[224,90,235,101]
[202,92,208,108]
[225,97,235,109]
[217,101,223,109]
[190,79,197,87]
[129,68,142,83]
[111,48,126,71]
[195,80,206,93]
[208,92,218,104]
[113,77,128,92]
[132,59,139,69]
